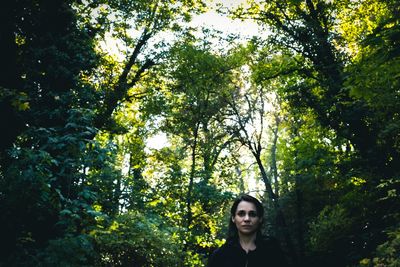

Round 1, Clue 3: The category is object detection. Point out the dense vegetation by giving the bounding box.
[0,0,399,266]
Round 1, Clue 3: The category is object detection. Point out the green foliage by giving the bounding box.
[2,1,400,267]
[38,235,96,267]
[184,250,206,267]
[358,225,400,267]
[309,205,352,253]
[92,212,182,266]
[233,1,400,265]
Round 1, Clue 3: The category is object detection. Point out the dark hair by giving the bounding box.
[227,194,264,242]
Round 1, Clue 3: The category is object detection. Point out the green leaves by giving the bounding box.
[92,211,182,266]
[1,1,399,266]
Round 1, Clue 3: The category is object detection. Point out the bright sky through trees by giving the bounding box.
[101,0,261,62]
[147,0,261,150]
[190,0,261,39]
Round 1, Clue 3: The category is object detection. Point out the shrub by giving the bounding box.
[92,211,182,266]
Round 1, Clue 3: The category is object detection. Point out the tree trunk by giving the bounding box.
[270,115,280,196]
[253,151,298,265]
[185,122,200,246]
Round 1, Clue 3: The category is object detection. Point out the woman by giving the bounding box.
[207,194,288,267]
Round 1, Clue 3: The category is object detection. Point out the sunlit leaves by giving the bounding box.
[337,0,390,56]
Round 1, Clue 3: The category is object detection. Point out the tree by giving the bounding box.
[0,0,208,265]
[0,0,101,263]
[231,1,400,265]
[149,35,242,263]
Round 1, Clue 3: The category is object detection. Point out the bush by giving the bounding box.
[38,234,96,267]
[92,211,182,266]
[359,225,400,267]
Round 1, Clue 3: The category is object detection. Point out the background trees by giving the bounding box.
[1,0,399,266]
[233,0,400,266]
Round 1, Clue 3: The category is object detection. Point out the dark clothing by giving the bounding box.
[207,237,288,267]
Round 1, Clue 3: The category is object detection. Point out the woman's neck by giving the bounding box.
[238,232,257,252]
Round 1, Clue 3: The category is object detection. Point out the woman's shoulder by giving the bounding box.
[206,243,229,267]
[207,240,244,267]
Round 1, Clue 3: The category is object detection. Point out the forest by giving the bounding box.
[0,0,399,266]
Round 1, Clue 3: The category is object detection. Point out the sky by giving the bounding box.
[189,0,262,40]
[101,0,262,64]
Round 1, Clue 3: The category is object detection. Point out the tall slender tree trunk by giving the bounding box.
[183,123,200,256]
[292,126,305,264]
[186,124,199,230]
[270,116,280,196]
[295,173,305,263]
[253,152,298,265]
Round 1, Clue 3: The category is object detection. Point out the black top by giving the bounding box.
[207,237,289,267]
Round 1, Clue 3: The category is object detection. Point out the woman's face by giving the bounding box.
[232,200,262,236]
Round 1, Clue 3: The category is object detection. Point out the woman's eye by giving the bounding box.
[237,211,246,217]
[249,211,257,217]
[236,211,258,217]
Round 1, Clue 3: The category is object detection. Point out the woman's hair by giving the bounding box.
[226,194,264,242]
